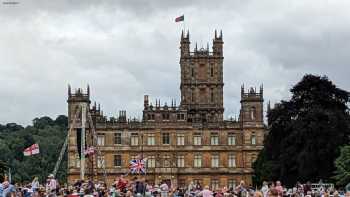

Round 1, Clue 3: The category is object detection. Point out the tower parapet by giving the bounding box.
[67,85,91,124]
[240,85,264,126]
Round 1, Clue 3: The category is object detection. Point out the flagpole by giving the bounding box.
[8,167,11,183]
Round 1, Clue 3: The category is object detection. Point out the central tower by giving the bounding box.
[179,30,224,122]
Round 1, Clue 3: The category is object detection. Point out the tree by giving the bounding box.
[334,145,350,186]
[0,115,68,183]
[253,74,350,187]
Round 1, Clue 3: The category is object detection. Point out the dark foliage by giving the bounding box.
[0,115,68,184]
[253,74,350,187]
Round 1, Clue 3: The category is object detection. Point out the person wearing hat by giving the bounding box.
[47,174,57,195]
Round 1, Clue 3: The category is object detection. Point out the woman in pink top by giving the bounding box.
[200,186,213,197]
[275,181,283,196]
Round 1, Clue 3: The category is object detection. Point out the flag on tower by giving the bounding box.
[175,15,184,22]
[23,144,40,156]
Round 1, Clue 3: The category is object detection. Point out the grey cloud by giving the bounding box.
[0,0,349,125]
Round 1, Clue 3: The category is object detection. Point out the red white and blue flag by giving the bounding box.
[129,159,146,174]
[175,15,184,22]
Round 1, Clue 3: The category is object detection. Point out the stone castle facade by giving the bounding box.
[67,30,265,189]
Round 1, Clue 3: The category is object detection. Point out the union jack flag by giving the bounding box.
[129,159,146,174]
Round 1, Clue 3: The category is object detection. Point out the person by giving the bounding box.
[0,179,4,197]
[261,181,268,197]
[254,191,263,197]
[117,175,128,193]
[345,191,350,197]
[135,179,145,196]
[275,181,283,196]
[267,188,279,197]
[187,181,195,197]
[145,180,153,197]
[235,180,247,197]
[200,186,213,197]
[160,181,169,197]
[2,181,16,197]
[31,177,39,192]
[195,181,202,191]
[47,174,57,195]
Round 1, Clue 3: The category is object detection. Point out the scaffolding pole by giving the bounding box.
[80,103,87,180]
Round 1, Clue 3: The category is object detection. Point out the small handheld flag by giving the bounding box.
[175,15,184,22]
[23,144,40,156]
[129,159,146,174]
[84,146,95,156]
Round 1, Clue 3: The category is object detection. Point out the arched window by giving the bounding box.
[250,107,256,120]
[251,134,256,145]
[210,88,214,103]
[191,89,195,102]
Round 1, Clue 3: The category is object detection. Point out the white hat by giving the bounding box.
[48,174,54,178]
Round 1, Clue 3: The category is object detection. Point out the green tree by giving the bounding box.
[0,115,68,183]
[254,74,350,187]
[334,145,350,186]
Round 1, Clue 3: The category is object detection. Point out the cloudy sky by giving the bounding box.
[0,0,349,125]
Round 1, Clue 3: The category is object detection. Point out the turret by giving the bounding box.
[240,84,264,125]
[180,30,190,57]
[67,85,91,125]
[213,29,223,56]
[144,95,149,109]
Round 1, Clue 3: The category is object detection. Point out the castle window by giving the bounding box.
[147,134,155,145]
[211,133,219,145]
[97,135,105,146]
[114,155,122,167]
[250,107,256,120]
[148,114,155,120]
[162,133,170,145]
[75,153,80,168]
[162,113,170,120]
[228,179,236,190]
[228,154,236,167]
[97,155,105,168]
[177,113,185,120]
[198,64,206,80]
[131,133,139,146]
[147,156,156,168]
[193,134,202,145]
[191,67,194,78]
[194,154,202,167]
[177,134,185,146]
[251,135,256,145]
[210,88,214,103]
[210,65,214,77]
[211,179,219,191]
[191,89,195,102]
[228,133,236,145]
[177,155,185,167]
[163,155,171,167]
[211,154,219,168]
[114,132,122,145]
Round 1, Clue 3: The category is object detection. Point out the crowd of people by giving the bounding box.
[0,175,350,197]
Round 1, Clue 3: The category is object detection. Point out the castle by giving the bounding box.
[67,30,265,189]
